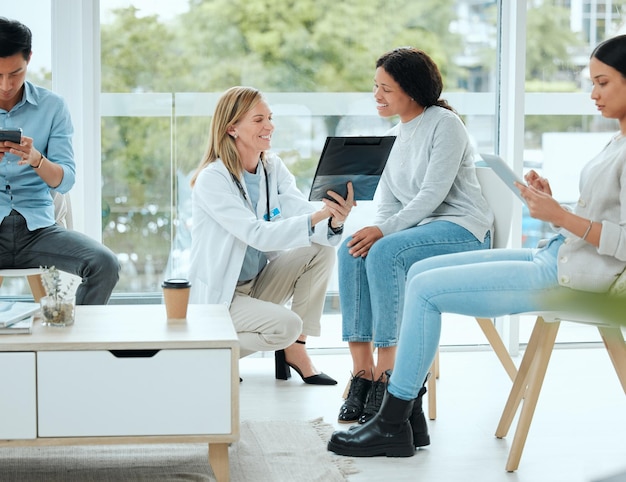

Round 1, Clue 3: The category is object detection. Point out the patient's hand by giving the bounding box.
[524,169,552,196]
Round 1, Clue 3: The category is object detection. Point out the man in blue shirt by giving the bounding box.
[0,17,119,304]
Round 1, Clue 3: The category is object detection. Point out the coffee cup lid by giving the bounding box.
[162,278,191,289]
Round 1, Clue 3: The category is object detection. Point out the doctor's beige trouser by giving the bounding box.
[229,243,336,358]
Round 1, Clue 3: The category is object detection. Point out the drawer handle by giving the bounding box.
[109,349,160,358]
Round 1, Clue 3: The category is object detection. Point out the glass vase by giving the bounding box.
[40,295,75,327]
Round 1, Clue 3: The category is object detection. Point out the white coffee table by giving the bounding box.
[0,304,239,482]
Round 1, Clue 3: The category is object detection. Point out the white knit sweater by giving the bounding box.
[375,106,493,242]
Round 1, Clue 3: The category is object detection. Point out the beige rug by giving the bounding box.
[0,418,357,481]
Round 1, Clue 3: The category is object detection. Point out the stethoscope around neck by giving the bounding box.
[231,161,271,222]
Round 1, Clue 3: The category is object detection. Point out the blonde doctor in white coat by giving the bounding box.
[189,86,354,385]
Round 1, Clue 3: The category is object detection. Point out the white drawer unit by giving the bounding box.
[0,304,239,482]
[0,352,36,439]
[37,348,232,437]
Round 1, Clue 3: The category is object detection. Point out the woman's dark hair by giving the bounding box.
[591,34,626,78]
[0,17,32,60]
[376,47,455,113]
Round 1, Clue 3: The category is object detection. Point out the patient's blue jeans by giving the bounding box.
[389,235,565,401]
[338,221,490,348]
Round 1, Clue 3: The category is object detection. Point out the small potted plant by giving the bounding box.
[40,266,77,326]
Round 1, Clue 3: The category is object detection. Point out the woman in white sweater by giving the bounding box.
[329,34,626,458]
[337,47,494,425]
[189,86,353,385]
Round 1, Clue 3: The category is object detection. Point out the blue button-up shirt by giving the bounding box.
[0,80,75,230]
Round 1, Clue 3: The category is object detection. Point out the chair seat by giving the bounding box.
[0,268,44,276]
[522,310,622,327]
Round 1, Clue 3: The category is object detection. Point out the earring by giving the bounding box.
[232,133,238,139]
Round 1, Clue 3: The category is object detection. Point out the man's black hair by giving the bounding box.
[0,17,32,60]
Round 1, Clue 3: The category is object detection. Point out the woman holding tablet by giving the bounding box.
[337,47,493,428]
[329,34,626,457]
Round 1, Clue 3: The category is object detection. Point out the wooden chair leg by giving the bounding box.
[496,316,551,438]
[598,326,626,394]
[475,317,518,381]
[342,379,350,399]
[504,318,560,472]
[425,318,516,424]
[428,349,438,420]
[27,274,46,302]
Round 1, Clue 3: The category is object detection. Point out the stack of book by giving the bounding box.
[0,301,40,334]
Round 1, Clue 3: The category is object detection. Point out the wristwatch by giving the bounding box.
[328,218,344,235]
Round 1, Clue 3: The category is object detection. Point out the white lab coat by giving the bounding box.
[189,153,341,306]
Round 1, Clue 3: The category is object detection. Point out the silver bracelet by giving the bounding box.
[581,220,593,241]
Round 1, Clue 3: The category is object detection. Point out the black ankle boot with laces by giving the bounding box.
[337,370,372,423]
[358,371,389,424]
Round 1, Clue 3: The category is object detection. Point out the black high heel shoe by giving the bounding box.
[275,340,337,385]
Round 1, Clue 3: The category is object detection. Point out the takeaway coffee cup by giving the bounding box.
[161,278,191,319]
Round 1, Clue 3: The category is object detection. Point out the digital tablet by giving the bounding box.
[308,136,396,201]
[479,153,527,204]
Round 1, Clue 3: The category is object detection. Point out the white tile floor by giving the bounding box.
[239,345,626,482]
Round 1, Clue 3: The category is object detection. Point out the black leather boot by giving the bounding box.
[328,390,415,457]
[358,371,388,424]
[409,380,430,448]
[338,370,372,423]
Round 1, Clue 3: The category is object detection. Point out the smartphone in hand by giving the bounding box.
[0,128,22,144]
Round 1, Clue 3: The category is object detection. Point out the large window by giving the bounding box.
[516,0,626,345]
[99,0,501,295]
[521,0,626,249]
[3,0,624,348]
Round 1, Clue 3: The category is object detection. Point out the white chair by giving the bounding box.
[426,164,519,420]
[0,191,73,301]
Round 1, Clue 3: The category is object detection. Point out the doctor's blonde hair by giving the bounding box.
[191,86,267,187]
